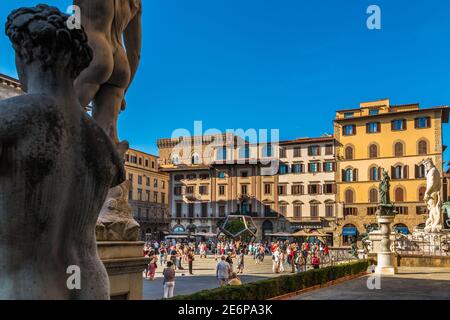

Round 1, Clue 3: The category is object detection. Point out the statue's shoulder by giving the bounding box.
[0,94,60,125]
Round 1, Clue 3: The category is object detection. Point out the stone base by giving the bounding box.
[97,241,148,300]
[376,252,397,275]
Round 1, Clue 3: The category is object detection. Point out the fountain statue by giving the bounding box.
[422,158,442,233]
[0,5,125,299]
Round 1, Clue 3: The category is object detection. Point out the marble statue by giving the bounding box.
[422,158,442,233]
[73,0,142,149]
[73,0,142,241]
[0,5,125,299]
[96,180,140,241]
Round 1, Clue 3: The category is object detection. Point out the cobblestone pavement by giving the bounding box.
[288,267,450,300]
[143,255,287,300]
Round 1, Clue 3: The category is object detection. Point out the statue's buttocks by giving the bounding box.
[0,94,124,299]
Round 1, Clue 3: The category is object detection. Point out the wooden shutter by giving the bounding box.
[403,165,409,179]
[353,125,357,135]
[403,119,407,130]
[377,122,381,133]
[332,162,336,172]
[426,117,431,128]
[308,163,312,172]
[366,123,370,133]
[415,165,419,178]
[391,166,395,179]
[318,185,322,194]
[391,120,395,131]
[414,118,419,128]
[378,167,381,180]
[353,169,358,182]
[332,183,337,194]
[342,169,346,182]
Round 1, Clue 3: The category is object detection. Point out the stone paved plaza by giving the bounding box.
[143,255,281,300]
[289,267,450,300]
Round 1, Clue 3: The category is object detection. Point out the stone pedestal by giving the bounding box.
[97,241,148,300]
[375,216,397,275]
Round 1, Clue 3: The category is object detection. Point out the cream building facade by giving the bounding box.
[0,73,22,100]
[124,148,170,240]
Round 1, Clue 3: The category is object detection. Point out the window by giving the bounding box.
[188,203,194,218]
[174,186,182,196]
[369,144,378,158]
[325,144,333,155]
[279,204,287,216]
[415,164,426,178]
[174,174,184,181]
[418,186,426,201]
[369,166,380,181]
[218,171,226,179]
[343,125,356,136]
[153,192,158,202]
[199,186,209,195]
[279,165,288,175]
[241,171,249,178]
[396,207,408,215]
[345,146,354,160]
[171,154,180,165]
[219,205,226,217]
[308,184,320,195]
[146,177,150,186]
[292,163,303,173]
[191,153,200,165]
[308,145,320,156]
[217,147,227,160]
[392,165,408,180]
[199,173,209,180]
[279,148,286,158]
[292,185,303,195]
[391,119,406,131]
[239,146,250,159]
[418,140,428,155]
[369,109,379,116]
[138,175,142,185]
[176,203,183,218]
[415,117,431,129]
[310,204,319,217]
[394,142,404,157]
[323,162,335,172]
[294,204,302,217]
[323,183,334,194]
[146,190,150,202]
[145,159,149,167]
[344,208,358,216]
[201,203,208,218]
[309,163,320,173]
[325,204,334,217]
[366,122,380,133]
[367,207,377,215]
[345,189,354,204]
[161,193,166,203]
[128,189,133,200]
[128,173,133,182]
[394,188,405,202]
[264,184,272,195]
[262,144,272,157]
[154,179,158,188]
[293,147,301,157]
[186,186,194,194]
[343,168,357,182]
[264,205,272,215]
[241,185,248,195]
[138,158,142,165]
[137,189,143,201]
[278,185,287,196]
[369,188,378,203]
[219,185,226,196]
[416,206,427,215]
[186,174,196,180]
[152,161,155,169]
[344,112,354,118]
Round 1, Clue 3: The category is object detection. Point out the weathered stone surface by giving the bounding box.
[0,5,124,299]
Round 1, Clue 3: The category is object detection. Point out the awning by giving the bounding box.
[165,234,190,239]
[342,227,357,236]
[194,232,217,237]
[291,230,331,237]
[395,227,409,235]
[265,232,292,237]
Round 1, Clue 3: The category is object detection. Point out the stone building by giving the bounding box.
[124,148,170,240]
[334,98,449,246]
[158,134,286,239]
[0,73,22,100]
[278,136,342,245]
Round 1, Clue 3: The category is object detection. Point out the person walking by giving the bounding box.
[216,256,231,287]
[312,253,320,270]
[187,249,195,275]
[147,251,158,280]
[163,261,176,299]
[236,249,245,274]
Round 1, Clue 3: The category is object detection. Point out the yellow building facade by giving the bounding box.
[334,99,449,245]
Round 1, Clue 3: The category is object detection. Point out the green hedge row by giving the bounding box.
[170,260,371,300]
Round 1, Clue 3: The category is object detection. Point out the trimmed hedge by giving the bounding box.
[170,260,370,300]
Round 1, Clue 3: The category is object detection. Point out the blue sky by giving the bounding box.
[1,0,450,164]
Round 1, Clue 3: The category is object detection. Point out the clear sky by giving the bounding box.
[1,0,450,165]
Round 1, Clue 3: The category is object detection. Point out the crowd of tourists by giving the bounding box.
[143,238,331,298]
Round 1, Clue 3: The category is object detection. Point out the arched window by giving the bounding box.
[191,153,200,165]
[418,140,428,155]
[418,186,426,201]
[171,154,180,165]
[345,169,353,182]
[345,189,354,204]
[345,146,354,160]
[369,188,378,203]
[369,166,380,181]
[394,187,405,202]
[369,144,378,158]
[394,142,404,157]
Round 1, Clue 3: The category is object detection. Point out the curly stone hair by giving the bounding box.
[5,4,92,78]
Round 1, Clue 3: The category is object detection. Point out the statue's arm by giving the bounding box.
[124,4,142,93]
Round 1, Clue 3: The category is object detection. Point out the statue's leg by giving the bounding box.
[74,33,114,109]
[92,83,125,146]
